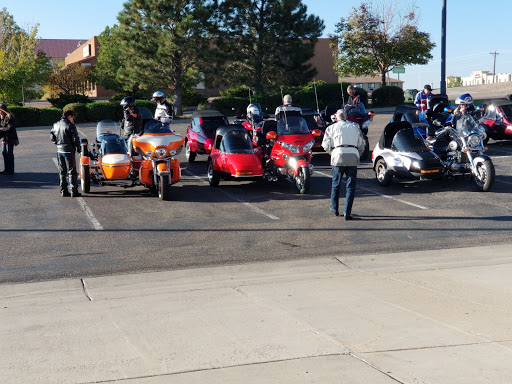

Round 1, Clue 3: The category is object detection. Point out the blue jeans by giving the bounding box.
[331,166,357,216]
[2,140,15,174]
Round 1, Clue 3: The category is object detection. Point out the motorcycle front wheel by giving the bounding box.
[472,159,495,192]
[295,166,310,194]
[158,174,171,200]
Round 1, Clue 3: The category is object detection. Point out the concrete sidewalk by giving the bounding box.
[2,243,512,383]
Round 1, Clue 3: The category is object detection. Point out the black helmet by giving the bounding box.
[120,96,136,109]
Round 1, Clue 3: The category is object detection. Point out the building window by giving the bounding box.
[355,83,363,88]
[368,83,375,90]
[391,82,398,87]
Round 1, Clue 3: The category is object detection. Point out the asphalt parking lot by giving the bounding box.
[1,112,511,284]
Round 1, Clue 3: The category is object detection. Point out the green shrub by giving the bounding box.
[47,94,91,109]
[220,85,252,98]
[86,102,117,122]
[135,99,156,114]
[182,90,208,108]
[38,108,63,126]
[63,103,87,123]
[371,86,405,107]
[9,106,39,127]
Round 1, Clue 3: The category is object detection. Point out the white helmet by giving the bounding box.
[283,94,292,105]
[152,91,165,99]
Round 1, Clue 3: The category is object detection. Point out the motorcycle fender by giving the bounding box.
[156,162,169,176]
[139,161,153,185]
[291,160,309,177]
[473,155,491,165]
[80,156,90,166]
[170,159,181,184]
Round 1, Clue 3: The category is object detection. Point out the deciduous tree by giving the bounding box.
[330,0,435,86]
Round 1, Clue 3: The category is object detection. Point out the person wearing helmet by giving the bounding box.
[120,96,142,156]
[414,84,433,112]
[453,94,478,134]
[152,91,174,124]
[274,94,302,121]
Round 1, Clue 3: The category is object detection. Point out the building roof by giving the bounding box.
[340,75,404,84]
[35,39,87,59]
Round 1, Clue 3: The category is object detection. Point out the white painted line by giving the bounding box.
[183,169,280,220]
[315,170,429,210]
[53,157,104,230]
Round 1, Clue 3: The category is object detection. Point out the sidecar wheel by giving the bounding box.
[360,137,369,161]
[375,159,393,186]
[295,166,310,194]
[158,175,171,200]
[208,160,220,187]
[81,164,90,193]
[472,159,495,192]
[185,141,196,163]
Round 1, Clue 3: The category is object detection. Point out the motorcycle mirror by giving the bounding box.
[311,130,322,137]
[266,131,277,140]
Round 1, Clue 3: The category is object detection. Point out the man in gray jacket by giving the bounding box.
[322,109,364,220]
[50,110,81,197]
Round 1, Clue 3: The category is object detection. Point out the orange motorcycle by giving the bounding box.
[132,120,185,200]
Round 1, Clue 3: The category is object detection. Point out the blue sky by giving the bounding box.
[2,0,511,90]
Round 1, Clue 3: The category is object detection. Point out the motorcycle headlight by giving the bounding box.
[448,140,458,151]
[145,150,153,157]
[362,120,371,129]
[279,141,299,153]
[468,134,481,147]
[155,148,167,158]
[169,149,177,156]
[303,140,315,152]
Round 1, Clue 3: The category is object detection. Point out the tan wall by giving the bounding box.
[308,38,338,83]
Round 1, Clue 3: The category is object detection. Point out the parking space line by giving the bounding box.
[183,169,280,220]
[52,158,104,230]
[315,170,429,210]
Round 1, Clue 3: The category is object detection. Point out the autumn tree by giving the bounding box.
[210,0,324,93]
[447,75,462,88]
[48,62,92,95]
[331,0,435,86]
[115,0,213,115]
[0,7,51,103]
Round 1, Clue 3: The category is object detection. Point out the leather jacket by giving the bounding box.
[122,107,143,138]
[0,115,17,141]
[50,118,80,153]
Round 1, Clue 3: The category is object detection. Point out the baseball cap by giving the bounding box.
[424,84,432,91]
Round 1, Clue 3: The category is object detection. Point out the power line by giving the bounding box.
[490,51,499,83]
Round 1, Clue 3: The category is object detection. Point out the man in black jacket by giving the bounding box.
[50,111,81,197]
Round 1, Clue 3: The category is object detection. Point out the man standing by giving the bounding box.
[322,109,364,220]
[50,110,81,197]
[414,84,432,112]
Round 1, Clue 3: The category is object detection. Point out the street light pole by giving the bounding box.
[440,0,447,94]
[490,51,499,83]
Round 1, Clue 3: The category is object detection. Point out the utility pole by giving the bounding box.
[490,51,499,83]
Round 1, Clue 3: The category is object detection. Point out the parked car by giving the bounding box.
[185,110,229,162]
[480,99,512,143]
[207,124,263,187]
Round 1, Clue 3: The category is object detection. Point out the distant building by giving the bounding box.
[462,71,512,86]
[35,39,87,66]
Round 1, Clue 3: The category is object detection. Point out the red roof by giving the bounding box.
[35,39,88,59]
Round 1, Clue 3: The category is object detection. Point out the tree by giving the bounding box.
[0,7,51,103]
[330,0,435,86]
[447,75,462,88]
[48,62,92,95]
[211,0,324,93]
[116,0,213,116]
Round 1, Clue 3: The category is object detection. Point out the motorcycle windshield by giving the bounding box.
[144,123,173,134]
[221,131,253,154]
[391,128,429,153]
[97,120,119,138]
[455,114,478,135]
[102,136,127,154]
[499,104,512,120]
[277,116,310,135]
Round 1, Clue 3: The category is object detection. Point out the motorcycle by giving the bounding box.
[257,115,320,194]
[344,104,374,161]
[132,120,185,200]
[426,115,495,192]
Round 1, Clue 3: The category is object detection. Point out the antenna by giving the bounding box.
[313,79,320,114]
[279,86,289,128]
[248,88,252,104]
[340,82,346,106]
